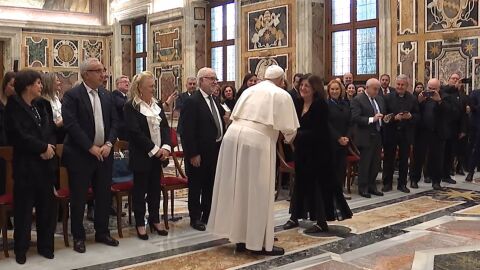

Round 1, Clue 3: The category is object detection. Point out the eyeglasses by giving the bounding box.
[87,69,105,74]
[202,76,218,81]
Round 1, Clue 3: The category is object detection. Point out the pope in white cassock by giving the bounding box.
[207,65,299,256]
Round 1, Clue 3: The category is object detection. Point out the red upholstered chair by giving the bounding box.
[0,146,13,257]
[111,140,133,238]
[346,142,361,194]
[276,138,295,199]
[169,128,184,175]
[54,144,93,247]
[160,149,188,230]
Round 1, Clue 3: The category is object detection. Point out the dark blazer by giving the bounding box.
[175,91,192,113]
[5,96,57,186]
[351,93,386,147]
[180,90,225,163]
[112,90,128,140]
[469,89,480,129]
[378,86,396,96]
[61,83,118,171]
[418,95,453,140]
[383,91,419,145]
[440,85,468,138]
[327,98,351,143]
[288,88,300,100]
[124,100,172,172]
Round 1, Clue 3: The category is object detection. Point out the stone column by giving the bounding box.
[378,0,391,76]
[184,0,208,80]
[111,20,123,82]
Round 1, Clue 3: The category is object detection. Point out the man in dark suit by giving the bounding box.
[466,87,480,182]
[379,74,396,96]
[175,77,197,135]
[112,75,130,141]
[382,75,419,193]
[351,78,385,198]
[287,73,302,100]
[62,58,119,253]
[343,72,354,87]
[180,67,225,231]
[410,78,451,190]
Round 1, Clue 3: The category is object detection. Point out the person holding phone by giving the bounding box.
[382,75,419,193]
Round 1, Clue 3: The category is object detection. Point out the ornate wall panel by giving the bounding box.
[121,37,132,79]
[153,27,182,63]
[154,65,182,102]
[53,39,79,67]
[398,41,418,82]
[248,54,288,79]
[247,5,288,51]
[194,23,206,72]
[398,0,417,34]
[24,36,49,68]
[56,71,79,94]
[83,40,103,60]
[474,58,480,89]
[426,0,479,32]
[425,38,479,86]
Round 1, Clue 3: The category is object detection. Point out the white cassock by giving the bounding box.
[207,80,299,251]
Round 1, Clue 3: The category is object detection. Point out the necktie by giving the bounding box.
[208,95,222,140]
[384,88,388,95]
[90,90,105,146]
[370,97,381,132]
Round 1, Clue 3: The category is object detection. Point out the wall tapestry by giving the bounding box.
[426,0,479,31]
[25,36,48,68]
[248,5,288,51]
[153,27,182,63]
[53,39,79,67]
[248,54,288,79]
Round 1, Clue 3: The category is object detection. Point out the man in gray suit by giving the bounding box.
[351,78,386,198]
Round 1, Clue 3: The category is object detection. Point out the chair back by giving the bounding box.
[170,153,186,179]
[0,146,13,194]
[55,144,69,189]
[114,140,129,152]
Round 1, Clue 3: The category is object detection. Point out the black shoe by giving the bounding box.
[442,178,457,184]
[190,220,206,231]
[466,173,474,182]
[282,219,299,230]
[86,208,94,222]
[252,246,285,256]
[15,253,26,264]
[149,223,168,236]
[381,185,392,192]
[410,181,419,189]
[424,178,432,183]
[235,243,246,252]
[136,227,149,240]
[304,223,329,234]
[359,191,371,198]
[38,250,54,259]
[369,189,384,196]
[73,239,86,253]
[95,235,119,247]
[397,185,411,193]
[432,183,444,190]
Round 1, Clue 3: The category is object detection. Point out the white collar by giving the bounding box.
[199,88,210,98]
[84,82,97,93]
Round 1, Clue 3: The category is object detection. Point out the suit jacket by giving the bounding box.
[383,91,419,145]
[175,91,192,113]
[112,90,128,140]
[180,90,225,164]
[5,96,57,186]
[124,100,171,172]
[379,86,396,97]
[288,88,300,100]
[61,83,119,171]
[351,93,386,148]
[468,89,480,129]
[327,98,351,145]
[440,85,467,138]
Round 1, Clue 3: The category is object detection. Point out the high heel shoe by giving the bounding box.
[136,226,149,240]
[149,223,168,236]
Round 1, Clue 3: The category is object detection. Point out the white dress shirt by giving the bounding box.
[364,92,382,126]
[199,88,223,142]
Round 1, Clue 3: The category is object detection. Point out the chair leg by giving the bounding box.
[61,200,69,247]
[162,188,169,230]
[116,193,123,238]
[1,206,8,258]
[128,194,132,225]
[346,164,352,194]
[170,190,174,219]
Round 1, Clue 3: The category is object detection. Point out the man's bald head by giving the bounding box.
[365,78,380,97]
[427,78,441,92]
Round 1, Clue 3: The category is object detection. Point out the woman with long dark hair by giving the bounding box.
[283,74,352,233]
[5,69,57,264]
[236,73,258,99]
[221,85,237,111]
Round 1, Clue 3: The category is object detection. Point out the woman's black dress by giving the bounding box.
[290,97,352,222]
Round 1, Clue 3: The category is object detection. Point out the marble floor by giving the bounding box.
[1,172,480,270]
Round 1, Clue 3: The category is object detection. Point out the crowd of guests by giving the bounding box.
[0,59,476,263]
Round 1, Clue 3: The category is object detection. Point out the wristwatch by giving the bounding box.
[105,141,113,148]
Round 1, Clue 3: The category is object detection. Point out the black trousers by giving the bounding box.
[411,129,445,184]
[132,158,161,226]
[468,129,480,173]
[357,133,382,193]
[443,137,455,178]
[332,145,347,187]
[68,159,112,240]
[382,133,411,187]
[13,182,56,256]
[185,144,220,224]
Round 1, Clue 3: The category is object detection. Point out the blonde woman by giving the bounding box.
[124,71,171,240]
